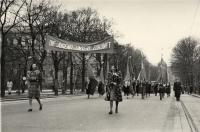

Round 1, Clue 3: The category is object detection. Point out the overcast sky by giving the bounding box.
[55,0,200,66]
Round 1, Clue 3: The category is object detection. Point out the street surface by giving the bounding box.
[1,91,200,132]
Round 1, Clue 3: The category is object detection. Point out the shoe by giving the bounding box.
[115,109,118,113]
[28,109,32,112]
[39,105,43,110]
[109,111,113,114]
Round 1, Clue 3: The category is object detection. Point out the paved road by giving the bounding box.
[1,92,198,132]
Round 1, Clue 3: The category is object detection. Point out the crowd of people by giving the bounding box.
[85,65,185,114]
[6,63,186,113]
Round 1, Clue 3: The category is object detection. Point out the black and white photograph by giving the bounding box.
[0,0,200,132]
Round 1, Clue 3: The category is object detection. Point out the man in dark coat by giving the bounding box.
[173,79,182,101]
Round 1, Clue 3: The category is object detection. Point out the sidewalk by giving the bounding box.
[0,89,86,102]
[181,94,200,132]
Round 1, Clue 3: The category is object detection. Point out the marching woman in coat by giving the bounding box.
[136,80,140,96]
[105,66,122,114]
[98,79,105,97]
[141,77,146,99]
[123,80,131,99]
[158,78,164,100]
[85,78,91,98]
[27,63,42,112]
[166,82,171,97]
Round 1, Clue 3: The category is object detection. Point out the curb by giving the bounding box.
[191,94,200,98]
[0,90,87,102]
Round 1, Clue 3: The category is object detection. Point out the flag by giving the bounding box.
[124,57,131,82]
[86,61,98,95]
[141,59,146,80]
[157,58,168,83]
[137,71,141,81]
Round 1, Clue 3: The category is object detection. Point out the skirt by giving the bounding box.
[110,88,117,101]
[28,82,40,98]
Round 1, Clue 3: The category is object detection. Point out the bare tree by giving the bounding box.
[1,0,25,97]
[170,36,199,85]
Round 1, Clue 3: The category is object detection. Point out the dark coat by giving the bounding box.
[98,82,105,95]
[166,85,171,94]
[141,82,146,93]
[86,81,91,95]
[132,82,136,92]
[158,83,164,94]
[174,82,182,98]
[136,83,140,93]
[123,85,131,95]
[105,71,122,102]
[154,84,158,93]
[147,84,151,93]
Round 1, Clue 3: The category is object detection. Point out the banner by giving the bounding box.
[45,35,115,53]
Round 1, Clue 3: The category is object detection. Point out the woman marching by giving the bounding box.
[85,78,91,98]
[158,78,164,100]
[136,80,140,96]
[123,79,131,99]
[105,66,122,114]
[27,63,43,112]
[141,77,146,99]
[166,82,171,97]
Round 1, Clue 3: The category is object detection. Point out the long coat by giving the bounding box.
[123,85,131,96]
[136,83,140,93]
[27,70,40,98]
[98,82,105,95]
[154,84,158,93]
[166,85,171,94]
[174,82,182,98]
[105,71,122,102]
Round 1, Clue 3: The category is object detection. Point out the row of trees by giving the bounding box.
[1,0,158,97]
[170,37,200,92]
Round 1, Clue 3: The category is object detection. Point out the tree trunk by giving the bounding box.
[1,34,5,97]
[54,63,59,96]
[70,52,73,94]
[81,53,85,92]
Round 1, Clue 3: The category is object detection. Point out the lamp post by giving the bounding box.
[18,63,21,95]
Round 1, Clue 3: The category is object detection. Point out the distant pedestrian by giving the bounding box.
[98,79,105,97]
[158,78,164,100]
[27,63,43,112]
[141,77,146,99]
[147,81,151,97]
[173,79,182,101]
[154,82,158,96]
[132,79,136,97]
[7,79,13,95]
[85,78,91,98]
[190,85,193,94]
[105,66,122,114]
[136,80,140,96]
[166,82,171,97]
[123,80,131,99]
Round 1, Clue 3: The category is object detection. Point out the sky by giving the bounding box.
[55,0,200,66]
